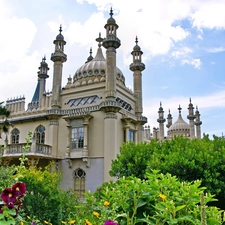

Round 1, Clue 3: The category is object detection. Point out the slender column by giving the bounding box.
[83,116,92,157]
[104,112,117,182]
[49,118,59,156]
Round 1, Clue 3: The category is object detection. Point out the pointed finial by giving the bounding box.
[135,36,138,45]
[168,109,171,114]
[178,105,182,113]
[42,55,46,62]
[59,25,62,34]
[160,101,162,107]
[89,47,92,56]
[96,32,103,47]
[110,7,113,17]
[189,97,192,103]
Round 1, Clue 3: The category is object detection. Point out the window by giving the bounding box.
[124,129,135,142]
[71,127,84,149]
[11,128,20,144]
[74,168,86,197]
[36,125,45,144]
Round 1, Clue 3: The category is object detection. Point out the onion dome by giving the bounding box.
[167,106,190,138]
[56,25,64,41]
[73,34,125,86]
[107,8,116,25]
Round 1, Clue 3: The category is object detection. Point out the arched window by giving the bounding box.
[11,128,20,144]
[36,125,45,144]
[74,168,86,197]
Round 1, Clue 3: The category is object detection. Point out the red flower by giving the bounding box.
[1,188,16,208]
[104,220,119,225]
[12,182,26,197]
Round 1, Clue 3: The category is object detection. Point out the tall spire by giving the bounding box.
[187,98,196,139]
[102,8,121,100]
[166,109,173,129]
[157,102,166,141]
[51,25,67,109]
[130,37,145,118]
[194,105,202,139]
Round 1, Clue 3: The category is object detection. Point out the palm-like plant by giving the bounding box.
[0,102,11,138]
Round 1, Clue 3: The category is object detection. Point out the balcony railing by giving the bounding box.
[3,143,51,156]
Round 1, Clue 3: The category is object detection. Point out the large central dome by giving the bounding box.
[73,46,125,86]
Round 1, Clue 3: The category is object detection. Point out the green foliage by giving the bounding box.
[110,136,225,209]
[0,102,11,135]
[72,171,222,225]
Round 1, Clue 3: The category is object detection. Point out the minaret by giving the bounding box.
[130,36,145,118]
[187,98,196,139]
[38,56,49,106]
[166,109,173,129]
[85,47,93,63]
[51,25,67,109]
[194,106,202,139]
[157,102,166,141]
[102,8,121,100]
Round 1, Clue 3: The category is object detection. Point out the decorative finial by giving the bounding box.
[110,7,113,17]
[96,32,103,47]
[189,97,192,103]
[43,55,46,62]
[59,25,62,34]
[168,109,171,114]
[135,36,138,45]
[178,105,182,113]
[89,47,92,56]
[160,101,162,107]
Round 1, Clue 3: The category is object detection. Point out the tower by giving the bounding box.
[194,106,202,139]
[51,25,67,109]
[187,98,196,139]
[157,102,166,141]
[102,8,121,100]
[166,109,173,129]
[101,9,121,182]
[38,56,49,107]
[130,37,145,142]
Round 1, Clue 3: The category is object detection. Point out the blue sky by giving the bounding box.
[0,0,224,137]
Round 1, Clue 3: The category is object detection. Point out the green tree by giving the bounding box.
[0,102,11,137]
[110,136,225,209]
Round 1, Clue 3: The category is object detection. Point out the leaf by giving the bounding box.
[175,204,186,212]
[137,199,147,209]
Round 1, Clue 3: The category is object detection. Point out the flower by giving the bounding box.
[68,220,75,224]
[27,216,31,220]
[104,201,110,206]
[158,193,166,200]
[104,220,119,225]
[12,182,26,197]
[61,221,67,224]
[1,188,16,208]
[44,221,49,224]
[32,222,37,225]
[20,222,24,225]
[85,219,92,225]
[93,211,100,217]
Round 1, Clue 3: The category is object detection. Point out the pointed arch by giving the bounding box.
[73,168,86,197]
[11,128,20,144]
[35,125,45,144]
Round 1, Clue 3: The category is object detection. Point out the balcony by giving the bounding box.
[2,143,52,157]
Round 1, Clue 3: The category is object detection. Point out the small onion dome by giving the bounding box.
[133,37,141,51]
[107,8,116,24]
[73,46,125,85]
[56,25,64,40]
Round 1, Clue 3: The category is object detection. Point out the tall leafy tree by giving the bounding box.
[0,102,11,138]
[110,136,225,209]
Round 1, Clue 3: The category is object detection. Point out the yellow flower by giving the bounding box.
[68,220,75,224]
[93,211,100,217]
[85,219,92,225]
[61,222,67,224]
[44,221,49,224]
[104,201,110,206]
[158,193,166,200]
[27,216,31,220]
[20,222,24,225]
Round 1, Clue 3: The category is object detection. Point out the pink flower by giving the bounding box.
[1,188,16,208]
[104,220,119,225]
[12,182,26,197]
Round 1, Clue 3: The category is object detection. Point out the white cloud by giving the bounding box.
[171,47,193,58]
[191,2,225,29]
[206,47,225,53]
[181,58,201,69]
